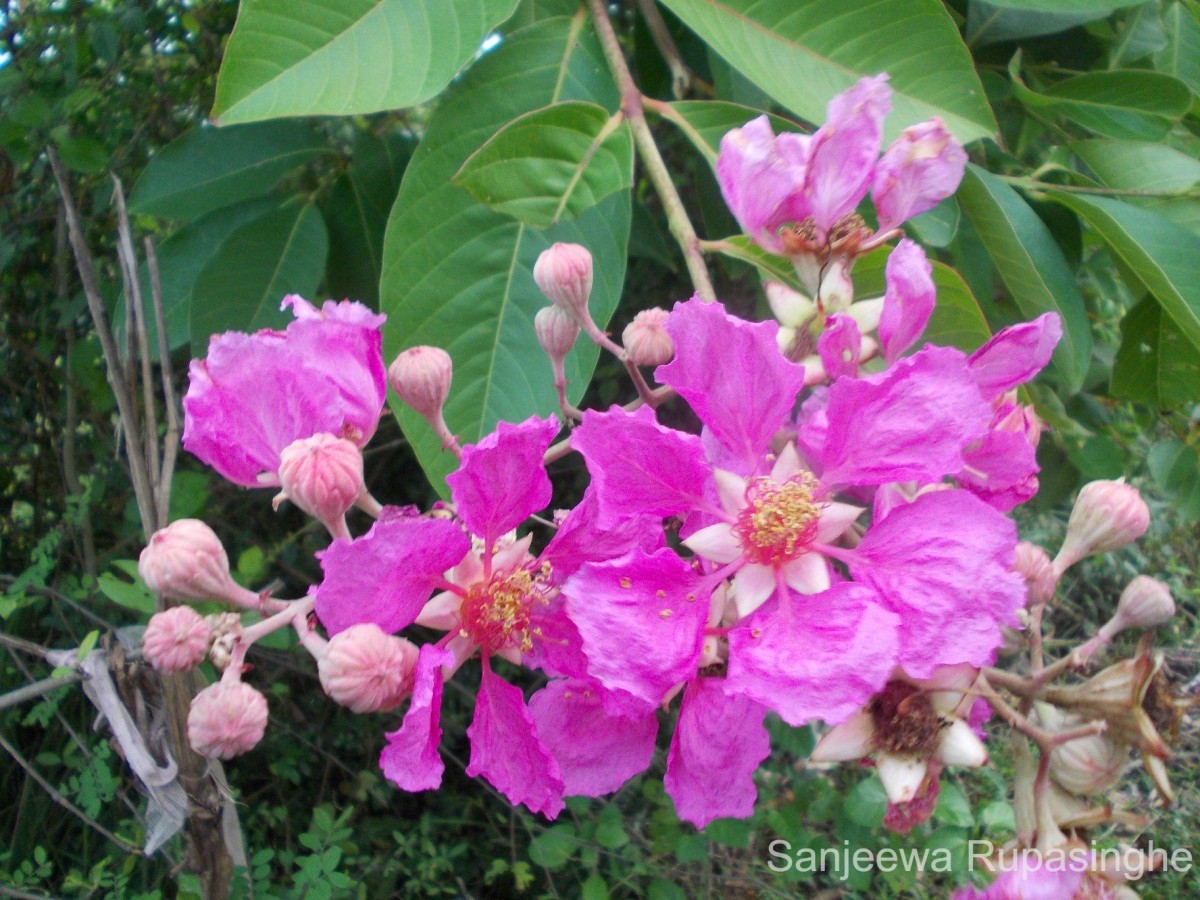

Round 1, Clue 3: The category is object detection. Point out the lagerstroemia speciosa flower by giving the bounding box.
[314,417,661,817]
[182,295,387,488]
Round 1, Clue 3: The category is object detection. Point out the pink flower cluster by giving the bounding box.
[168,75,1068,830]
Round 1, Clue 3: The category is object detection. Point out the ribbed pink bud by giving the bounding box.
[139,520,253,606]
[317,623,419,713]
[142,606,210,673]
[1095,576,1175,646]
[533,243,593,320]
[187,680,269,759]
[1014,541,1057,607]
[277,434,363,534]
[623,308,674,366]
[534,305,580,362]
[389,346,452,419]
[1053,480,1150,576]
[1041,705,1127,797]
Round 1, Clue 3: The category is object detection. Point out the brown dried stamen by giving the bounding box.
[870,681,947,756]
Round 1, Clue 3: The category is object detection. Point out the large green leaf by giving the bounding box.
[1010,57,1190,141]
[129,121,328,220]
[381,18,628,494]
[190,202,329,352]
[1111,296,1200,408]
[1148,440,1200,523]
[211,0,520,124]
[116,198,280,356]
[1071,139,1200,234]
[1049,192,1200,355]
[657,0,997,145]
[323,131,415,307]
[967,0,1149,45]
[957,166,1092,392]
[659,101,798,168]
[1154,2,1200,97]
[454,101,633,228]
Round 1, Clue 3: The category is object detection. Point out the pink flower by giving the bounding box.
[182,296,386,487]
[142,606,210,673]
[187,679,269,759]
[872,117,968,232]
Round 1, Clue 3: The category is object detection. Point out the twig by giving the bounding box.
[144,235,179,527]
[634,0,690,98]
[0,672,80,712]
[0,730,144,856]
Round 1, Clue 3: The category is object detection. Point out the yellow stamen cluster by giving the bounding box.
[735,472,822,565]
[460,564,552,654]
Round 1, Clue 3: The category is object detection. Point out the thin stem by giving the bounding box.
[586,0,716,302]
[634,0,690,98]
[542,385,674,464]
[144,235,180,527]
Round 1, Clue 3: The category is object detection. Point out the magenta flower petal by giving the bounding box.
[872,118,968,233]
[716,116,808,253]
[726,583,900,726]
[803,346,990,486]
[562,549,707,707]
[806,74,892,233]
[571,405,714,525]
[466,662,565,818]
[315,516,471,636]
[878,239,935,364]
[851,490,1024,678]
[380,644,453,792]
[958,429,1039,512]
[817,314,862,381]
[968,312,1062,397]
[657,298,806,467]
[523,593,590,681]
[528,679,657,797]
[541,487,665,581]
[447,415,559,547]
[664,680,770,828]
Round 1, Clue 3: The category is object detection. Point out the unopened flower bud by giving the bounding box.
[1054,480,1150,576]
[1014,541,1057,607]
[142,606,210,673]
[317,623,419,713]
[534,305,580,363]
[623,308,674,366]
[187,679,269,759]
[1051,728,1128,797]
[533,243,593,320]
[276,433,363,536]
[388,346,452,419]
[1081,577,1176,661]
[139,520,258,608]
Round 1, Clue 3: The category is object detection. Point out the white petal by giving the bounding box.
[493,533,535,571]
[683,523,742,564]
[811,711,876,761]
[765,281,815,327]
[770,442,804,482]
[937,720,989,768]
[713,469,748,517]
[816,502,864,542]
[416,591,461,630]
[733,564,776,618]
[876,754,928,805]
[846,296,884,334]
[782,553,830,594]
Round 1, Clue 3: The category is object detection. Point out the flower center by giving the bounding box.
[459,564,550,655]
[870,681,946,756]
[734,472,822,566]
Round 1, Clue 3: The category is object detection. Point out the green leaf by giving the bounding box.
[1010,56,1191,141]
[189,202,329,353]
[1111,296,1200,408]
[529,825,575,869]
[594,805,629,850]
[968,0,1150,45]
[1049,192,1200,355]
[381,18,627,494]
[1071,139,1200,235]
[1108,4,1167,67]
[906,197,961,249]
[581,875,609,900]
[707,235,800,289]
[843,776,887,828]
[212,0,520,124]
[933,781,974,827]
[53,134,110,175]
[97,572,156,616]
[659,101,798,168]
[129,122,328,220]
[322,132,415,307]
[114,198,280,355]
[1148,441,1200,522]
[455,101,633,228]
[1154,3,1200,97]
[957,166,1092,392]
[657,0,997,145]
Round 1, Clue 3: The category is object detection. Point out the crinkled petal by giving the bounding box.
[657,297,805,468]
[817,314,862,380]
[664,679,770,828]
[878,239,935,364]
[968,312,1062,397]
[466,661,565,818]
[957,429,1039,512]
[872,118,968,233]
[716,116,809,252]
[572,405,714,526]
[806,74,892,232]
[447,415,559,547]
[316,516,471,636]
[380,644,453,791]
[523,591,590,680]
[802,346,991,487]
[562,549,707,706]
[528,679,657,797]
[851,490,1024,679]
[542,486,664,582]
[726,583,899,725]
